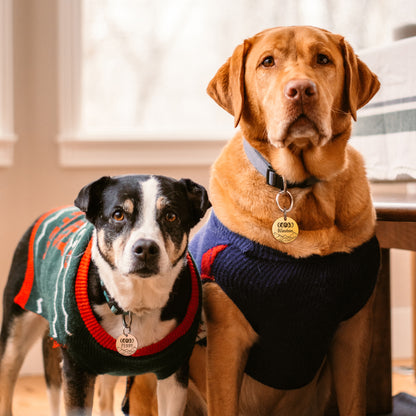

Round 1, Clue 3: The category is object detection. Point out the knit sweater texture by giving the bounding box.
[14,206,201,379]
[189,212,380,389]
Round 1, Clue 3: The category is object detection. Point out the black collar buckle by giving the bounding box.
[266,167,284,188]
[244,138,321,190]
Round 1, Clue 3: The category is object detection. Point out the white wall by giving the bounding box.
[391,249,414,359]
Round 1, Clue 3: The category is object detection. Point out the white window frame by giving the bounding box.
[0,0,16,167]
[57,0,226,168]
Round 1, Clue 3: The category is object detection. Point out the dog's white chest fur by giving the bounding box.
[94,304,177,349]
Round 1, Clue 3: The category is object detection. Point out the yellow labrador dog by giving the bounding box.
[126,26,381,416]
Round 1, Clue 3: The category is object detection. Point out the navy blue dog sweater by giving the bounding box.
[189,212,380,390]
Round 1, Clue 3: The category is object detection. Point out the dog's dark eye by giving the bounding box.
[317,54,330,65]
[165,212,177,223]
[261,56,275,67]
[112,210,125,221]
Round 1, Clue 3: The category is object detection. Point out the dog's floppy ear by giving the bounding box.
[75,176,112,222]
[179,178,211,228]
[341,38,380,121]
[207,40,250,128]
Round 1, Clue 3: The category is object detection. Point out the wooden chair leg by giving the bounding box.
[366,248,393,414]
[411,252,416,380]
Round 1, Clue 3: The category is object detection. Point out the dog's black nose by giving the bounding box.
[132,239,160,262]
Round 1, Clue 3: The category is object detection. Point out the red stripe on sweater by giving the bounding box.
[75,243,201,357]
[200,244,228,282]
[14,206,70,309]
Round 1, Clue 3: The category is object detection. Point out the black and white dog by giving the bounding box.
[0,174,210,416]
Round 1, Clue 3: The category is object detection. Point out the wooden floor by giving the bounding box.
[392,359,416,396]
[13,376,127,416]
[11,361,416,415]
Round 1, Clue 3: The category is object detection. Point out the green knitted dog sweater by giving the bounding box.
[14,206,201,379]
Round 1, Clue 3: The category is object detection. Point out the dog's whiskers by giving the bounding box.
[331,107,350,117]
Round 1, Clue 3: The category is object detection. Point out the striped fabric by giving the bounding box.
[351,36,416,180]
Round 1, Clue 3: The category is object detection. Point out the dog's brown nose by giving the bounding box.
[284,79,317,102]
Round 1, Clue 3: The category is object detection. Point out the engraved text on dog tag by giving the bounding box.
[116,333,138,356]
[272,216,299,243]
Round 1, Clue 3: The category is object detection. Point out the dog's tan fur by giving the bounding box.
[127,26,380,416]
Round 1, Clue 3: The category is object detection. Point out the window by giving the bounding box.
[58,0,416,167]
[0,0,16,167]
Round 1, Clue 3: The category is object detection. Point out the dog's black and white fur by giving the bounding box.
[0,174,210,416]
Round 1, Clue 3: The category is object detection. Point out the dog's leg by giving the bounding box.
[157,364,189,416]
[0,311,48,415]
[328,290,376,416]
[204,284,257,416]
[185,379,208,416]
[42,333,62,416]
[61,348,96,416]
[123,374,159,416]
[97,375,119,416]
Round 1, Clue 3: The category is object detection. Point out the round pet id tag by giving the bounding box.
[272,216,299,244]
[116,333,138,356]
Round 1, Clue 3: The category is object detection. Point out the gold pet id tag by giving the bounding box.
[273,183,299,243]
[116,333,138,356]
[272,216,299,243]
[116,312,138,356]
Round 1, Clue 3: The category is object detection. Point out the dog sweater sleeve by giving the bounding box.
[14,206,93,344]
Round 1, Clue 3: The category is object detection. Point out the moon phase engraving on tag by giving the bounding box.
[272,216,299,243]
[116,333,138,356]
